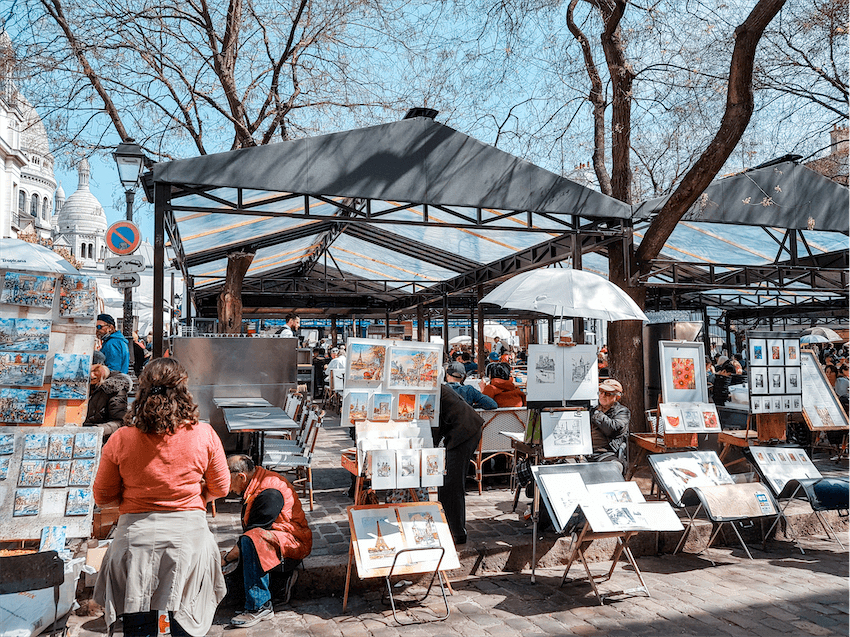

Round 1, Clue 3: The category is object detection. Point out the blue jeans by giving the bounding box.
[239,535,271,611]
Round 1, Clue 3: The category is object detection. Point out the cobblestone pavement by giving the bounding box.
[68,536,848,636]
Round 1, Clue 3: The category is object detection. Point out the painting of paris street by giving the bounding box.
[0,388,49,424]
[346,341,386,385]
[0,351,47,386]
[0,318,51,351]
[59,275,97,317]
[1,272,57,308]
[50,353,91,400]
[387,348,440,390]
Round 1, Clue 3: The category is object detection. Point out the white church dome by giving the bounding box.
[55,159,107,235]
[19,97,52,158]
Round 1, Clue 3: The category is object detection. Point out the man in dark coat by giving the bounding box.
[434,384,484,545]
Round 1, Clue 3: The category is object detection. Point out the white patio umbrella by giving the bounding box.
[0,238,78,274]
[480,268,649,322]
[801,327,843,342]
[800,334,829,344]
[449,335,472,345]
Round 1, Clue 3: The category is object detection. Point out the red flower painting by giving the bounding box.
[671,357,696,390]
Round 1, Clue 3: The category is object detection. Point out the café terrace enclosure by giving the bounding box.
[143,113,849,346]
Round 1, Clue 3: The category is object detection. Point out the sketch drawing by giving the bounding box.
[534,353,556,384]
[1,272,57,308]
[571,354,593,384]
[0,318,51,351]
[51,353,91,400]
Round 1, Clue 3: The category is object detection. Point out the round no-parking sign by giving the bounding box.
[106,221,142,255]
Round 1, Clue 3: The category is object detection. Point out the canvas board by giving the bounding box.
[345,339,387,387]
[800,351,848,430]
[0,318,51,351]
[648,451,734,507]
[0,388,48,423]
[540,409,591,458]
[387,347,441,390]
[1,272,57,308]
[0,351,47,386]
[658,341,708,404]
[58,275,97,317]
[748,445,821,494]
[50,353,91,400]
[526,344,598,402]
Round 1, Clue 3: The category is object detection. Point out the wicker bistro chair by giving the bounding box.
[471,408,529,495]
[263,408,323,511]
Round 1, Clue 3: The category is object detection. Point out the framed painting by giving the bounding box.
[659,341,708,404]
[748,339,767,366]
[527,345,563,402]
[394,393,417,422]
[395,449,421,489]
[341,391,370,427]
[540,409,592,458]
[800,350,848,431]
[50,353,91,400]
[784,367,801,395]
[0,318,51,351]
[767,338,785,366]
[387,347,441,391]
[749,367,768,395]
[369,393,393,422]
[784,339,800,366]
[659,402,685,433]
[345,339,387,387]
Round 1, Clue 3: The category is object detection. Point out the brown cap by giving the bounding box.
[599,378,623,394]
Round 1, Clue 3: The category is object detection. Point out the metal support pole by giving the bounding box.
[702,306,712,356]
[477,285,485,370]
[417,305,424,342]
[123,189,136,369]
[442,295,449,356]
[152,183,166,358]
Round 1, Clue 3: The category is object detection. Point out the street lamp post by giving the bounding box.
[112,138,147,370]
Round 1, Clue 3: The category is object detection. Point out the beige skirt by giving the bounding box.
[94,510,226,636]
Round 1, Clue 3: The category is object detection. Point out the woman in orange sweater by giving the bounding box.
[483,362,527,408]
[93,358,230,637]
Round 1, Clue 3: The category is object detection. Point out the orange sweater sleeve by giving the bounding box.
[202,424,230,499]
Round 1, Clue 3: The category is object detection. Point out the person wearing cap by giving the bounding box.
[96,313,129,374]
[588,378,631,475]
[445,362,497,409]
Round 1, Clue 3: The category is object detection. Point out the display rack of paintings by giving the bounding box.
[353,419,443,490]
[799,350,848,431]
[658,341,709,404]
[658,402,721,434]
[747,331,803,415]
[526,344,598,403]
[746,445,821,495]
[1,263,97,426]
[0,426,103,539]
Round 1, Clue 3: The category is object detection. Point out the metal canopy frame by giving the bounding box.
[147,117,849,356]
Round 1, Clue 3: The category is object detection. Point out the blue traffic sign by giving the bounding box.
[105,221,142,255]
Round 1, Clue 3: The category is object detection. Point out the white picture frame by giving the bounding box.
[395,449,421,489]
[749,338,767,366]
[369,393,393,422]
[784,339,800,366]
[784,367,801,395]
[800,351,848,430]
[386,346,441,391]
[527,344,598,402]
[341,391,370,427]
[540,410,592,458]
[767,338,785,366]
[659,402,685,433]
[345,339,387,387]
[532,468,589,533]
[420,448,445,487]
[658,341,708,404]
[369,449,396,490]
[750,367,768,395]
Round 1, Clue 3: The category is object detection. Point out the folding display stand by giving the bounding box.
[343,502,457,625]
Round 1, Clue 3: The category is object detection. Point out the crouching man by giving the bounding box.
[221,455,312,627]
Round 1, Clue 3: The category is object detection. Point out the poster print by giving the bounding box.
[659,342,708,404]
[395,449,421,489]
[50,353,91,400]
[533,469,590,532]
[18,459,46,487]
[750,367,768,395]
[14,487,41,516]
[417,393,437,427]
[767,338,785,366]
[341,391,370,426]
[0,351,47,386]
[0,456,9,480]
[44,460,71,487]
[48,433,74,460]
[23,432,49,459]
[785,367,801,394]
[369,393,393,422]
[749,339,766,366]
[784,339,800,366]
[346,341,386,385]
[350,508,407,573]
[387,347,440,390]
[420,448,445,487]
[540,410,591,458]
[0,433,13,454]
[69,458,96,486]
[659,402,684,433]
[394,393,417,421]
[59,275,97,317]
[0,389,48,424]
[1,272,57,308]
[73,432,98,458]
[65,488,92,516]
[701,404,720,430]
[769,369,785,394]
[585,481,645,504]
[0,318,51,351]
[370,449,396,490]
[397,504,460,570]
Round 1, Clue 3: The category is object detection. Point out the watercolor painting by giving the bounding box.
[395,393,417,421]
[73,432,98,458]
[388,348,440,390]
[18,459,46,487]
[417,393,436,425]
[69,458,96,486]
[50,353,91,400]
[350,508,406,574]
[44,461,71,488]
[702,407,720,429]
[0,389,49,424]
[48,433,75,460]
[346,342,386,384]
[0,317,51,351]
[0,457,9,480]
[59,275,97,317]
[370,393,393,422]
[40,525,67,552]
[1,272,57,308]
[65,488,92,516]
[670,357,696,390]
[0,433,14,455]
[14,487,41,516]
[23,432,49,459]
[0,351,47,386]
[683,408,703,430]
[342,391,370,426]
[420,448,445,488]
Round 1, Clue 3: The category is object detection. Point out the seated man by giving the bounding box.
[222,455,312,628]
[461,351,478,375]
[445,362,497,409]
[588,378,630,475]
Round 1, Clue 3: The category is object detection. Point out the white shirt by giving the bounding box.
[325,355,346,381]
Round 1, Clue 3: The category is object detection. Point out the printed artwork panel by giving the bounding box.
[767,338,785,366]
[59,275,97,317]
[23,432,49,459]
[50,353,91,400]
[18,459,46,487]
[749,339,766,365]
[44,461,71,488]
[369,393,393,422]
[417,393,437,427]
[0,390,49,424]
[387,348,440,390]
[1,272,57,308]
[341,391,370,426]
[749,367,768,395]
[73,432,98,458]
[65,488,92,516]
[0,318,51,351]
[14,487,41,516]
[394,393,417,422]
[345,341,387,386]
[48,433,74,460]
[395,449,421,489]
[785,367,801,395]
[784,339,800,367]
[0,351,47,386]
[420,448,445,487]
[769,369,785,394]
[370,449,396,490]
[69,458,96,486]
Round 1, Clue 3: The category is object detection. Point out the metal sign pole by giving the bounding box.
[123,189,136,369]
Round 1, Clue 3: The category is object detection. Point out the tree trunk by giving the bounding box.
[217,250,254,334]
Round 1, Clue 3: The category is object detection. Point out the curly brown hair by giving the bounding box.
[124,358,198,434]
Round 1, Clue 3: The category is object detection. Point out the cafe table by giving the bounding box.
[221,406,300,464]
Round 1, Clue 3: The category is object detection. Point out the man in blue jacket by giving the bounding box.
[96,314,129,374]
[445,362,497,409]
